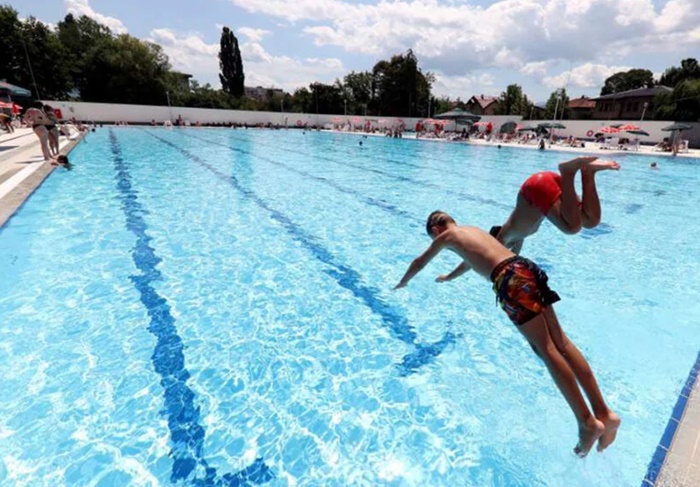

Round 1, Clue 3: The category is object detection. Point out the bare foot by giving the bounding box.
[596,412,621,452]
[559,156,598,175]
[584,159,621,173]
[574,417,605,458]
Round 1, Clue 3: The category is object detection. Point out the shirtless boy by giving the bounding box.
[491,157,620,253]
[395,211,620,457]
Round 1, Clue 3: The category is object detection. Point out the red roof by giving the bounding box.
[568,97,596,109]
[469,95,498,109]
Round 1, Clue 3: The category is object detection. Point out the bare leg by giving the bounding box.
[580,160,620,228]
[550,157,598,233]
[542,307,621,452]
[33,127,52,161]
[518,313,605,457]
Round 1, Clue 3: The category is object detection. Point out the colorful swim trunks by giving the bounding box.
[490,256,561,326]
[520,171,562,215]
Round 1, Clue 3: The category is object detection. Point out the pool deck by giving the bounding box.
[1,126,699,485]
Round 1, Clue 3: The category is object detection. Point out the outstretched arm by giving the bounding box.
[394,234,447,289]
[436,261,472,283]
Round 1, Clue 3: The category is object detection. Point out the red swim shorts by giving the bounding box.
[520,171,562,215]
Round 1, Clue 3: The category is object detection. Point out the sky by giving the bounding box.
[12,0,700,102]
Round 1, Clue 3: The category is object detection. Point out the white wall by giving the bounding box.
[43,100,699,147]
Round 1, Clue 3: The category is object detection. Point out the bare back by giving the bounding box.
[441,226,515,278]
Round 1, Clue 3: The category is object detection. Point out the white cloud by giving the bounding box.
[542,63,632,89]
[431,72,497,100]
[65,0,127,34]
[237,27,272,42]
[148,29,345,91]
[228,0,700,80]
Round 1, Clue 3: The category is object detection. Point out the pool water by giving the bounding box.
[1,128,699,486]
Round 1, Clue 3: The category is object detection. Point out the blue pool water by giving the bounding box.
[1,128,699,486]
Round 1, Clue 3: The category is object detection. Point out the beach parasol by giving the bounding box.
[598,126,621,134]
[538,122,566,129]
[0,81,32,97]
[499,121,519,134]
[661,122,692,132]
[626,129,649,136]
[517,126,538,132]
[434,107,481,123]
[612,123,640,131]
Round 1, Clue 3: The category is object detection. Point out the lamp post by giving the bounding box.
[166,90,172,122]
[641,101,648,121]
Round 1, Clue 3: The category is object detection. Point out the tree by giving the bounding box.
[659,58,700,88]
[343,71,373,114]
[19,17,72,99]
[0,6,23,86]
[308,82,344,114]
[600,69,654,95]
[218,26,244,98]
[652,78,700,121]
[371,50,432,117]
[543,88,571,120]
[494,84,531,116]
[80,34,171,104]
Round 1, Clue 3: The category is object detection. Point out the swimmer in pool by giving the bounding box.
[394,211,621,457]
[490,157,620,254]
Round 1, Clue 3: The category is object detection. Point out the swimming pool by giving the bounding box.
[1,128,698,486]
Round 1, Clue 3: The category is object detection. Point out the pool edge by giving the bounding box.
[0,135,84,229]
[643,350,700,486]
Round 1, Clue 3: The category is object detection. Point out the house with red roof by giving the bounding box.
[567,96,596,119]
[465,94,501,116]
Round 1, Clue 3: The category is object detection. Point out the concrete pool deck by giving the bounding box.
[1,126,699,485]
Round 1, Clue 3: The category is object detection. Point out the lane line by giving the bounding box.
[145,129,457,376]
[109,130,274,486]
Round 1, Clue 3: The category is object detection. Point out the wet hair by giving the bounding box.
[426,210,455,236]
[56,154,72,170]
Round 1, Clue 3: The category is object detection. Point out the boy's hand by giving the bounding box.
[435,275,449,283]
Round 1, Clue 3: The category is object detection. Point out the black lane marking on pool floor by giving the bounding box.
[109,130,274,486]
[145,129,457,376]
[202,130,513,212]
[179,131,419,225]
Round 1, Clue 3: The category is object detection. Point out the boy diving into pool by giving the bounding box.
[491,156,620,253]
[394,211,620,457]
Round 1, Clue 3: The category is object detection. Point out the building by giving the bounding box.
[568,96,596,119]
[465,94,500,115]
[245,86,285,102]
[171,72,193,92]
[591,86,672,120]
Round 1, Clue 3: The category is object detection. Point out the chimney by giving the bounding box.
[480,94,484,99]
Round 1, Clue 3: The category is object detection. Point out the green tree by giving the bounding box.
[652,78,700,121]
[343,71,373,114]
[80,34,171,104]
[600,69,655,95]
[543,88,571,120]
[19,17,72,99]
[659,58,700,88]
[308,82,344,114]
[218,26,245,98]
[291,87,312,112]
[0,6,23,87]
[372,50,432,117]
[495,84,531,115]
[57,14,112,97]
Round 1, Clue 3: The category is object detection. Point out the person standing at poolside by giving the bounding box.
[43,105,61,156]
[394,211,620,457]
[490,157,620,254]
[24,103,55,161]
